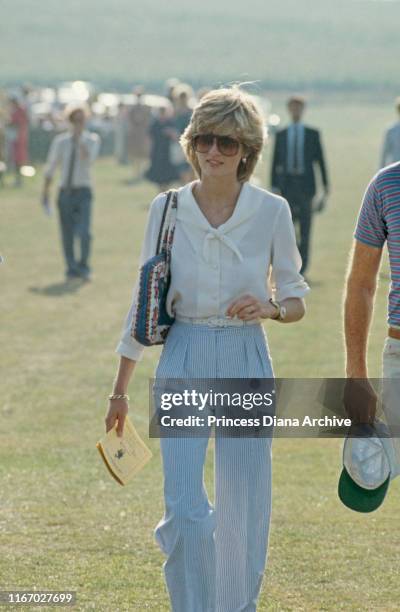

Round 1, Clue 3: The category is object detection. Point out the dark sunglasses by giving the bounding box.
[192,133,241,157]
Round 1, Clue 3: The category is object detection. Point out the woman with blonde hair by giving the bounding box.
[106,85,309,611]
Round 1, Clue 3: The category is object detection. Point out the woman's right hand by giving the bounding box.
[105,398,129,437]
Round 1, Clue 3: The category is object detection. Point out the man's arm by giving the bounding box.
[344,240,383,377]
[315,130,329,192]
[42,136,61,199]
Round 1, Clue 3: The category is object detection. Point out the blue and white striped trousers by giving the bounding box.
[153,319,273,612]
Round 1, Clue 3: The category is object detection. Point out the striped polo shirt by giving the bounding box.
[355,161,400,327]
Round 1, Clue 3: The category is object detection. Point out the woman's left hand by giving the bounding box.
[225,294,277,320]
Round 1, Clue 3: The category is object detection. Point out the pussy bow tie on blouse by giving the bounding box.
[202,228,243,263]
[177,182,265,265]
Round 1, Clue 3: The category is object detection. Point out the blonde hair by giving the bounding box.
[180,85,265,182]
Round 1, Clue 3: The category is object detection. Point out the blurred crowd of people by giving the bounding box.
[0,78,221,280]
[0,79,216,190]
[0,88,30,187]
[3,77,400,283]
[114,80,215,190]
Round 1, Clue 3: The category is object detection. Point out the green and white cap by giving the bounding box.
[338,420,398,513]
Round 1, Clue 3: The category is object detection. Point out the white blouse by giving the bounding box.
[44,130,100,188]
[116,181,309,361]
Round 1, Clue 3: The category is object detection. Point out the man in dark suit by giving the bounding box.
[270,95,329,275]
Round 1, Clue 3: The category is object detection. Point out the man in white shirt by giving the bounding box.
[380,97,400,169]
[42,103,100,280]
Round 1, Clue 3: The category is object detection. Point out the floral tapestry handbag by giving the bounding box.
[132,189,178,346]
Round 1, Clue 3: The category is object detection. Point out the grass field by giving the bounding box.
[1,96,400,611]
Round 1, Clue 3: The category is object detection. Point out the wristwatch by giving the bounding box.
[269,298,287,321]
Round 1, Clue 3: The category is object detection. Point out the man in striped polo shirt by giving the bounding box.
[344,162,400,456]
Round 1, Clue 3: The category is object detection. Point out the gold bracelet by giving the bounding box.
[109,394,130,401]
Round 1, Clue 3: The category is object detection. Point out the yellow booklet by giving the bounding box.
[96,415,152,486]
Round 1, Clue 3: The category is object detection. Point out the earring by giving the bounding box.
[242,157,247,163]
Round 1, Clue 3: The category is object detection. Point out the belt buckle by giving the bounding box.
[207,316,226,327]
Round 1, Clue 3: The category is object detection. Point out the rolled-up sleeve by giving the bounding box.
[115,193,166,361]
[270,199,310,302]
[43,135,61,180]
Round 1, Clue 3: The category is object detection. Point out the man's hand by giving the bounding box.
[313,189,329,213]
[41,177,52,215]
[343,378,377,425]
[41,192,52,216]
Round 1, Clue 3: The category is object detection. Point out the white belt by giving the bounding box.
[176,315,260,327]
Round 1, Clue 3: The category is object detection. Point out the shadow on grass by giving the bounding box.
[28,279,86,296]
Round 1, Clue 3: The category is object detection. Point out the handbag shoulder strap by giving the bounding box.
[156,189,178,255]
